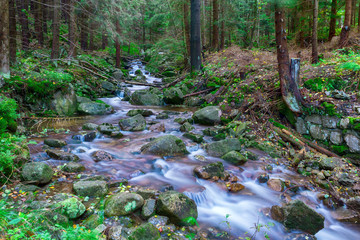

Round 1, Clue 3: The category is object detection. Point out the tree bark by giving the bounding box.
[80,12,88,50]
[68,0,76,58]
[339,0,352,48]
[275,5,303,113]
[51,0,61,59]
[312,0,319,63]
[0,0,10,80]
[34,0,44,46]
[220,2,225,49]
[191,0,202,71]
[328,0,337,41]
[212,0,219,49]
[89,20,96,51]
[184,1,191,59]
[16,0,30,50]
[115,20,121,68]
[9,0,16,65]
[102,32,108,50]
[358,1,360,32]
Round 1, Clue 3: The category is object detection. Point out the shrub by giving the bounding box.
[0,96,18,134]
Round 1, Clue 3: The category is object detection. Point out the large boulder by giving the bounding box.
[101,81,116,92]
[119,114,146,131]
[78,102,111,115]
[194,162,225,180]
[22,162,53,184]
[56,197,86,219]
[105,193,144,217]
[51,87,77,116]
[140,135,188,156]
[113,70,124,80]
[222,151,247,165]
[271,200,325,235]
[73,180,108,197]
[128,223,160,240]
[62,162,85,173]
[192,106,221,125]
[44,139,67,148]
[46,149,79,161]
[205,138,241,157]
[130,90,162,106]
[163,88,184,105]
[156,191,198,226]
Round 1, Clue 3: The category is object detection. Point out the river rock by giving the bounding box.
[205,138,241,157]
[78,102,111,115]
[149,123,165,132]
[73,180,108,197]
[222,151,247,165]
[127,109,154,117]
[185,97,204,107]
[83,214,102,229]
[44,139,67,148]
[22,162,53,184]
[105,193,144,217]
[192,106,221,125]
[62,162,85,173]
[56,197,86,219]
[101,81,116,91]
[108,225,125,240]
[141,199,156,219]
[140,135,188,156]
[119,114,146,131]
[130,90,162,106]
[284,233,317,240]
[156,113,169,119]
[46,149,80,161]
[51,87,77,116]
[92,150,113,162]
[72,131,97,142]
[228,183,245,192]
[183,132,203,143]
[267,179,284,192]
[97,123,118,135]
[82,123,99,130]
[163,88,184,104]
[180,122,194,132]
[345,196,360,212]
[148,215,169,226]
[128,223,160,240]
[331,208,360,223]
[194,162,225,180]
[77,96,92,104]
[156,191,198,226]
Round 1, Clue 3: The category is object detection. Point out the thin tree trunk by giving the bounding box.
[312,0,319,63]
[34,0,44,46]
[358,1,360,32]
[351,0,356,25]
[220,2,225,49]
[184,1,191,59]
[80,12,88,50]
[115,20,121,68]
[275,5,303,113]
[68,0,76,58]
[191,0,201,71]
[0,0,10,80]
[102,32,108,50]
[9,0,16,65]
[328,0,337,41]
[89,20,96,51]
[212,0,219,49]
[51,0,61,59]
[43,0,48,41]
[339,0,352,48]
[16,0,30,50]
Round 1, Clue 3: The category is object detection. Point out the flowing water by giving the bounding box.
[30,60,360,240]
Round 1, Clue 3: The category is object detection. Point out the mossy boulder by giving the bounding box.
[127,109,154,117]
[97,123,118,135]
[194,162,225,180]
[130,90,162,106]
[51,88,77,116]
[119,114,146,131]
[192,106,221,125]
[83,214,102,229]
[82,123,99,130]
[62,162,85,173]
[140,135,188,156]
[184,97,204,107]
[56,197,86,219]
[183,132,204,143]
[205,138,241,157]
[46,149,80,161]
[104,193,144,217]
[156,191,198,226]
[222,151,247,165]
[22,162,53,184]
[128,223,160,240]
[163,88,184,104]
[44,139,67,148]
[78,102,111,115]
[180,122,194,132]
[73,180,108,197]
[101,81,116,92]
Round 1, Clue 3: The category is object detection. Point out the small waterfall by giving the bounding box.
[184,189,209,205]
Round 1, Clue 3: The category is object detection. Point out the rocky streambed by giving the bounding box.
[9,60,360,240]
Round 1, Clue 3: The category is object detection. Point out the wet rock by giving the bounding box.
[194,162,225,180]
[136,188,159,200]
[257,173,269,183]
[156,113,169,119]
[194,155,207,162]
[270,205,284,222]
[222,151,247,165]
[128,223,160,240]
[127,109,154,117]
[82,123,98,130]
[345,196,360,212]
[331,208,360,223]
[130,90,162,106]
[92,150,113,162]
[62,162,85,173]
[46,149,80,161]
[73,180,108,197]
[78,102,111,115]
[284,233,317,240]
[174,118,187,124]
[108,225,125,240]
[228,183,245,192]
[44,139,67,148]
[140,135,188,156]
[55,197,86,219]
[72,131,97,142]
[149,123,165,132]
[142,199,156,219]
[205,138,241,157]
[267,179,284,192]
[185,97,204,107]
[156,191,198,226]
[183,132,204,143]
[113,70,124,80]
[110,131,124,138]
[163,88,184,104]
[192,106,221,125]
[83,214,102,229]
[119,114,146,131]
[22,162,53,184]
[101,81,116,91]
[129,169,144,178]
[105,193,144,217]
[180,122,194,132]
[97,123,118,135]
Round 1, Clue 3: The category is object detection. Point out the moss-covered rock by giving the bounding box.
[22,162,53,184]
[163,88,184,104]
[44,139,67,148]
[82,123,99,130]
[46,149,80,161]
[130,90,162,106]
[104,193,144,217]
[73,180,108,197]
[141,135,188,156]
[62,162,85,173]
[128,223,160,240]
[127,109,154,117]
[222,151,247,165]
[55,197,86,219]
[192,106,221,125]
[119,114,146,131]
[183,132,203,143]
[180,122,194,132]
[194,162,225,180]
[78,102,112,115]
[205,138,241,157]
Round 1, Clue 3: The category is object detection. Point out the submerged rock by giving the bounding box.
[205,138,241,157]
[119,114,146,131]
[22,162,53,184]
[183,132,203,143]
[105,193,144,217]
[141,135,188,156]
[192,106,221,125]
[267,178,284,192]
[46,149,80,161]
[44,139,67,148]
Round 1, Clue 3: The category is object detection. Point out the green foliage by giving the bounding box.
[303,77,346,92]
[0,96,18,133]
[321,102,336,116]
[182,216,199,227]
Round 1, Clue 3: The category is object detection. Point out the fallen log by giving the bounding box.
[272,126,304,149]
[184,88,215,98]
[161,75,187,89]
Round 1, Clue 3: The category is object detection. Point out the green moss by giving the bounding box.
[321,102,336,116]
[331,145,349,155]
[269,118,287,130]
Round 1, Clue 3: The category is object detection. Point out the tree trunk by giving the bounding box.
[42,0,48,41]
[328,0,337,41]
[68,0,76,58]
[275,5,303,113]
[51,0,60,59]
[34,0,44,46]
[89,20,96,51]
[358,1,360,32]
[312,0,319,63]
[339,0,352,48]
[351,0,356,25]
[9,0,16,65]
[102,32,108,50]
[16,0,30,50]
[212,0,219,49]
[115,20,121,68]
[184,1,191,61]
[80,12,88,50]
[220,2,225,49]
[0,0,10,80]
[191,0,202,71]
